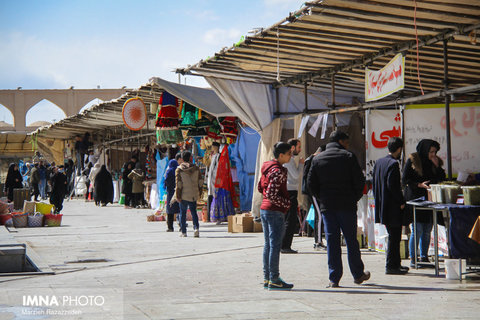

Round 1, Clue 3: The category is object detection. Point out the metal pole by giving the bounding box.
[331,74,336,130]
[443,39,452,179]
[122,128,126,165]
[304,82,308,114]
[275,87,280,117]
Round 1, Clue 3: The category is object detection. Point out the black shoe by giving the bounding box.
[420,256,430,263]
[354,271,371,284]
[400,265,410,272]
[327,281,339,288]
[281,248,298,254]
[268,278,294,290]
[386,267,408,275]
[166,229,174,232]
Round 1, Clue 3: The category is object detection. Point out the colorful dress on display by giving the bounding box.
[206,118,222,140]
[210,146,239,221]
[220,117,238,144]
[155,91,183,144]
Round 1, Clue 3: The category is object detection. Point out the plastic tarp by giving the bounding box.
[149,77,235,117]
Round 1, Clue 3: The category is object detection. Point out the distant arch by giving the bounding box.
[0,103,14,127]
[26,99,67,127]
[79,98,104,114]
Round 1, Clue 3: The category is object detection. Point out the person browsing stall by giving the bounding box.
[373,137,409,275]
[258,142,294,290]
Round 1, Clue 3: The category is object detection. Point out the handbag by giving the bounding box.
[306,205,315,229]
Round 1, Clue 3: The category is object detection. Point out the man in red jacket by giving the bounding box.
[258,142,293,290]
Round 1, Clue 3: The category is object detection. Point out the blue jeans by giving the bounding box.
[409,222,433,259]
[322,210,365,284]
[179,200,199,234]
[260,209,285,281]
[39,179,47,199]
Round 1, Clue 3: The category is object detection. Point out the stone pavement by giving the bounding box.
[0,199,479,319]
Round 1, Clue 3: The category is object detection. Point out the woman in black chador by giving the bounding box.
[4,163,23,202]
[94,165,114,206]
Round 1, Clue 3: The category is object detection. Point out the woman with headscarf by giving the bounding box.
[82,162,93,201]
[402,139,446,266]
[50,165,67,213]
[4,163,23,202]
[128,162,145,208]
[89,163,101,205]
[122,162,134,208]
[164,159,179,231]
[93,165,114,206]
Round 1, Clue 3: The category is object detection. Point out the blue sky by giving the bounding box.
[0,0,303,126]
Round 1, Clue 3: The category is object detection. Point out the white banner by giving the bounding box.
[365,53,405,102]
[404,103,480,176]
[366,109,402,179]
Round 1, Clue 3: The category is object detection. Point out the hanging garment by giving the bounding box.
[232,126,260,211]
[155,92,183,144]
[220,117,238,138]
[155,92,180,129]
[179,102,197,129]
[207,118,222,140]
[156,152,169,209]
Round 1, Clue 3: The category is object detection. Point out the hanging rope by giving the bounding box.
[276,28,280,82]
[413,0,424,95]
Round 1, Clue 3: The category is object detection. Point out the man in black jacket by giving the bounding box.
[307,131,370,288]
[373,137,409,275]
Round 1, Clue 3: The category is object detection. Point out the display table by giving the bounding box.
[407,200,480,277]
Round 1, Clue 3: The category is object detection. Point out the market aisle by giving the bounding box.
[0,199,479,319]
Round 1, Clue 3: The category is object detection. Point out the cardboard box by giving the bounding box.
[400,239,409,260]
[253,221,263,233]
[228,214,253,233]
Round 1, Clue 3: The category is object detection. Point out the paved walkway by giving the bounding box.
[0,199,479,319]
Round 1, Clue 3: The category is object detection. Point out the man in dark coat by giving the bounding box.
[373,137,408,275]
[50,165,67,213]
[307,131,369,288]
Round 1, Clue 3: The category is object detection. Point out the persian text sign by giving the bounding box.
[365,53,405,102]
[404,103,480,175]
[366,109,402,179]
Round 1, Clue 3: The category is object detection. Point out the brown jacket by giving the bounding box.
[128,169,145,193]
[175,162,203,202]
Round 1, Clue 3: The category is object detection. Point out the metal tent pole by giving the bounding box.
[443,39,452,180]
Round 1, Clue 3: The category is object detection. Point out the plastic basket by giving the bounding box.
[462,186,480,205]
[28,213,44,227]
[44,214,62,227]
[0,214,12,225]
[35,202,55,214]
[443,185,461,204]
[12,212,28,228]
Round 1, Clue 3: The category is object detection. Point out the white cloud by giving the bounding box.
[202,28,243,46]
[263,0,304,9]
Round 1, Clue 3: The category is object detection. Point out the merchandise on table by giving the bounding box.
[462,186,480,205]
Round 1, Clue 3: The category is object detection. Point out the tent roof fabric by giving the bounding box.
[177,0,480,99]
[150,77,234,116]
[31,78,234,140]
